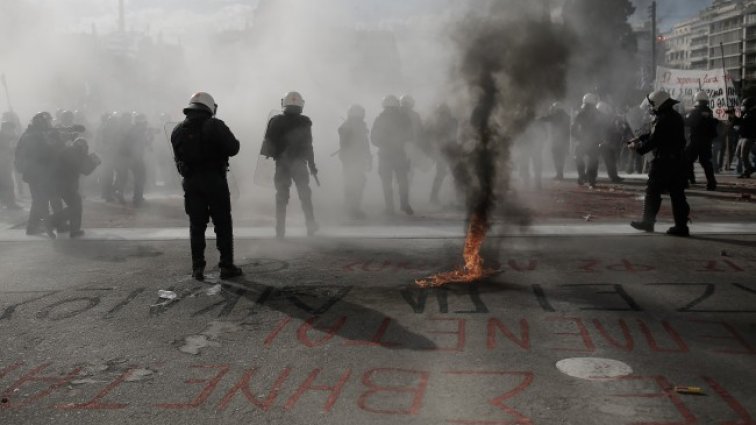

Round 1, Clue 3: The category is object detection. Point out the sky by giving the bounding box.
[630,0,712,29]
[20,0,717,37]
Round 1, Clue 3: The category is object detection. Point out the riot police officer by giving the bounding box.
[171,92,243,280]
[338,104,372,219]
[0,119,21,209]
[572,93,602,188]
[597,101,628,183]
[15,112,56,236]
[629,91,690,237]
[372,95,414,215]
[262,91,319,238]
[542,102,570,180]
[425,104,458,204]
[115,113,151,207]
[48,138,101,238]
[685,91,718,190]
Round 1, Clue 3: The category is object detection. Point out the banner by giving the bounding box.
[655,66,738,120]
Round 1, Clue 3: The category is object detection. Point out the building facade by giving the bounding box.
[663,0,756,83]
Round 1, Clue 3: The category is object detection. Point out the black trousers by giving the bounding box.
[551,146,568,179]
[342,163,367,212]
[642,159,690,227]
[575,144,599,185]
[49,184,83,234]
[0,160,16,207]
[115,157,146,202]
[686,141,716,187]
[27,180,51,232]
[600,146,621,180]
[183,171,234,267]
[378,154,410,212]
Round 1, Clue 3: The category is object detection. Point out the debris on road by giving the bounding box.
[124,368,155,382]
[721,249,729,257]
[157,290,177,300]
[70,378,104,385]
[583,214,593,222]
[178,321,242,356]
[673,386,706,395]
[206,284,222,296]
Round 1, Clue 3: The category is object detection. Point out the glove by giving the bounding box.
[309,163,318,176]
[90,153,102,166]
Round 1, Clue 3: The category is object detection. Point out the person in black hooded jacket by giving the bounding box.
[628,91,690,237]
[171,92,242,281]
[730,97,756,179]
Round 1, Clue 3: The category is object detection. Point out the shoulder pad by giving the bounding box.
[299,115,313,126]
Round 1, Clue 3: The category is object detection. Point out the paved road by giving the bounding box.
[1,232,755,424]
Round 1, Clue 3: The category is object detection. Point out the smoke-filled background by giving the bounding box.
[0,0,696,224]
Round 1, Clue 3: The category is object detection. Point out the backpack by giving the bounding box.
[173,119,211,177]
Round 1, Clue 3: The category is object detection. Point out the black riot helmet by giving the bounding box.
[742,97,756,111]
[31,112,53,129]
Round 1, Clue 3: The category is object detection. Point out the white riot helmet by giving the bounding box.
[282,91,305,110]
[400,94,415,109]
[582,93,599,106]
[596,101,613,115]
[694,91,710,104]
[184,92,217,115]
[382,95,400,109]
[347,104,366,119]
[646,90,678,112]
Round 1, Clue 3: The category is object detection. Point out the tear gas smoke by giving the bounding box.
[417,2,571,287]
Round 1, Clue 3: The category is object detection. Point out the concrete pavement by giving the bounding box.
[1,234,755,424]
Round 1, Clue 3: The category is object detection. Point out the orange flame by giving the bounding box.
[416,213,492,288]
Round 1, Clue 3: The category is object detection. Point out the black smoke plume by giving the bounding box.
[450,2,572,229]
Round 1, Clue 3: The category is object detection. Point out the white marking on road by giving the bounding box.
[556,357,633,381]
[0,223,755,242]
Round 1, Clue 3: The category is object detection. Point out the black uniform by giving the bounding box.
[49,143,100,237]
[97,115,120,201]
[425,107,458,203]
[572,104,602,187]
[338,117,371,218]
[542,108,570,180]
[15,125,57,235]
[171,110,240,272]
[263,110,317,238]
[600,114,632,183]
[115,121,151,206]
[0,124,19,208]
[371,107,413,214]
[685,103,718,189]
[632,101,690,235]
[731,108,756,178]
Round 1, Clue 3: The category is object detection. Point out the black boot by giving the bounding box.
[666,226,690,237]
[192,260,206,281]
[703,162,717,192]
[630,195,659,233]
[630,221,655,232]
[220,264,243,279]
[276,203,286,239]
[668,195,691,238]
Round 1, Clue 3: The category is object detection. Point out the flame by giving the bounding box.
[416,213,492,288]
